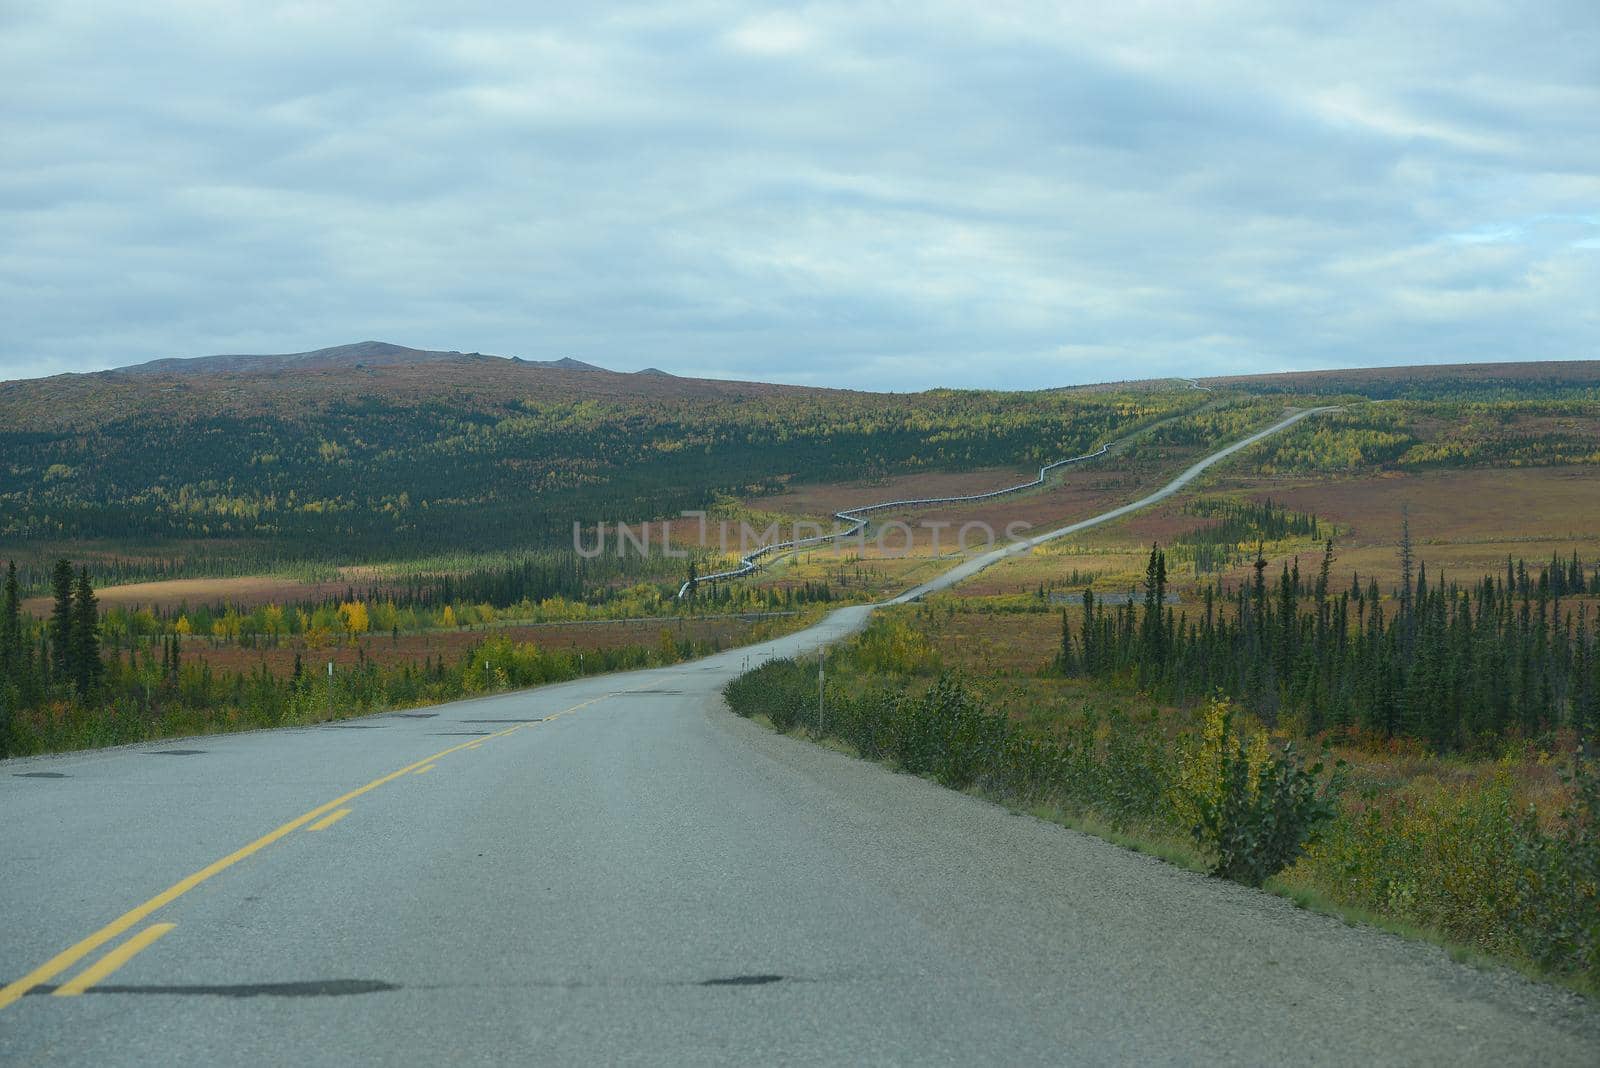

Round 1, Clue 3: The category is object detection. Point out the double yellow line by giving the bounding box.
[0,688,621,1009]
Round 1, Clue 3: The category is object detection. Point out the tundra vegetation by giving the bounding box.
[718,362,1600,993]
[0,557,821,755]
[1,366,1211,755]
[4,355,1599,989]
[727,579,1599,988]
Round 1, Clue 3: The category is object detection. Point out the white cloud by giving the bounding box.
[725,13,818,56]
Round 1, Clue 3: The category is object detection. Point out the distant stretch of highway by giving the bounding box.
[888,406,1338,602]
[6,404,1596,1065]
[679,376,1218,596]
[678,441,1113,597]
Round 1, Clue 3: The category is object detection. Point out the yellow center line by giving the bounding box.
[305,808,352,832]
[0,678,671,1012]
[413,764,437,775]
[53,924,176,997]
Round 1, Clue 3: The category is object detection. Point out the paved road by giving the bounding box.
[891,405,1338,603]
[5,411,1598,1065]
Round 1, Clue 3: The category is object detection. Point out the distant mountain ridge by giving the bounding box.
[116,340,611,376]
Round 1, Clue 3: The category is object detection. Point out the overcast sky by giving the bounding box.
[3,2,1597,390]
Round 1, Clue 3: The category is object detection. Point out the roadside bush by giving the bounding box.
[1511,761,1600,982]
[724,657,816,732]
[848,617,942,676]
[1189,701,1342,886]
[725,653,1600,986]
[1290,761,1598,983]
[725,660,1175,828]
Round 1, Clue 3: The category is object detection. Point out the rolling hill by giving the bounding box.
[113,340,609,377]
[0,345,1197,562]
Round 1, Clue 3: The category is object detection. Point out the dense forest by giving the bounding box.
[0,359,1199,568]
[1060,539,1600,751]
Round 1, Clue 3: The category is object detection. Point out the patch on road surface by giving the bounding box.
[27,979,399,998]
[387,712,438,719]
[14,771,67,778]
[149,749,205,756]
[702,975,785,986]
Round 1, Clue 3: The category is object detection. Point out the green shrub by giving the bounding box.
[725,660,1175,830]
[1511,761,1600,982]
[1189,705,1343,887]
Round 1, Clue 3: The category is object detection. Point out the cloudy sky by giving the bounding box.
[3,2,1597,389]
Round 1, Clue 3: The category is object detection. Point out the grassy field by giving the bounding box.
[944,462,1600,600]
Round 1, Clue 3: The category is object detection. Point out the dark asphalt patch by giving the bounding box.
[14,771,67,778]
[27,979,399,998]
[702,975,785,986]
[387,712,439,719]
[150,749,205,756]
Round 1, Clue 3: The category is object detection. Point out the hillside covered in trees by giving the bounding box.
[0,354,1197,570]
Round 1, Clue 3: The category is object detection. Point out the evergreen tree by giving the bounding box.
[49,558,75,686]
[1141,544,1168,670]
[71,567,102,698]
[1080,587,1097,674]
[1057,608,1075,673]
[1,559,19,750]
[1398,505,1415,657]
[1,560,20,678]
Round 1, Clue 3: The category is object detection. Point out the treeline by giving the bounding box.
[0,379,1196,559]
[0,563,732,758]
[1228,368,1600,402]
[2,559,836,688]
[1175,497,1323,575]
[1250,397,1600,475]
[95,576,833,652]
[1060,542,1600,751]
[3,551,333,599]
[1178,497,1322,545]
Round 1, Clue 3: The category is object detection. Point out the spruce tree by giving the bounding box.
[1,560,18,749]
[1,560,20,678]
[71,567,102,698]
[1141,544,1167,669]
[49,558,75,686]
[1080,587,1097,674]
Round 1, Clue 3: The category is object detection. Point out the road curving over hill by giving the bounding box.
[4,405,1598,1065]
[890,404,1339,603]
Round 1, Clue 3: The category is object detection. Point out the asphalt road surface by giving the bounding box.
[5,412,1599,1065]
